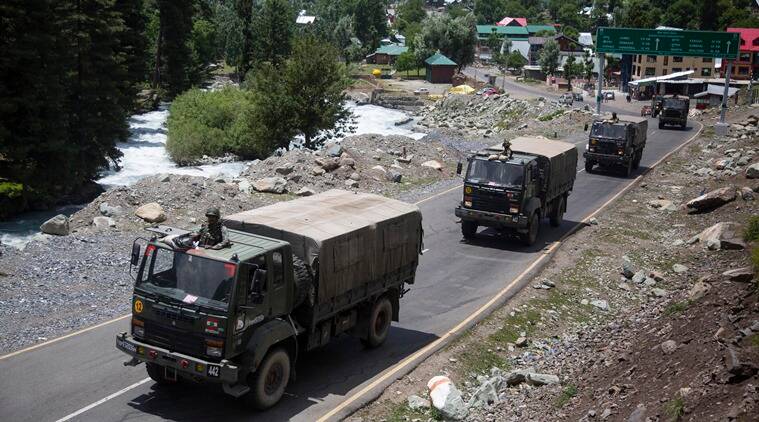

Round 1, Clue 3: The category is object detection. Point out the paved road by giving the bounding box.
[0,121,700,422]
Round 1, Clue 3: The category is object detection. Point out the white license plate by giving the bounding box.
[207,364,220,378]
[117,339,137,354]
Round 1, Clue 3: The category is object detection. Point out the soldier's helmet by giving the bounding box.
[205,207,221,218]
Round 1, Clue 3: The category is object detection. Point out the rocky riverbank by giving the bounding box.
[353,109,759,421]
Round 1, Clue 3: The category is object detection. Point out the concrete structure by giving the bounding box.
[579,32,593,48]
[694,84,740,107]
[631,54,718,80]
[628,70,695,100]
[476,22,556,59]
[528,34,585,66]
[425,52,457,84]
[724,28,759,80]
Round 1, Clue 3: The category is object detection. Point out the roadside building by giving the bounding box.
[578,32,593,49]
[496,16,527,27]
[295,10,315,25]
[527,34,585,66]
[694,84,740,107]
[366,43,408,65]
[723,28,759,80]
[631,54,717,80]
[425,52,457,84]
[476,21,556,60]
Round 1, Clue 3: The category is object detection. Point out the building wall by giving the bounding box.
[720,51,759,80]
[426,64,456,84]
[631,54,717,80]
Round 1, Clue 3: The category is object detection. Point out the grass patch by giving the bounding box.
[538,109,565,122]
[744,215,759,242]
[664,300,692,316]
[752,247,759,286]
[457,342,508,375]
[387,401,442,422]
[0,181,23,199]
[746,334,759,347]
[664,397,685,421]
[556,384,578,408]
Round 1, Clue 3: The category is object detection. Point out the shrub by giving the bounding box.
[166,87,275,164]
[745,215,759,242]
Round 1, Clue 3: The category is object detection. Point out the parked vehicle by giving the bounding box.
[559,93,574,105]
[455,137,578,246]
[414,88,429,95]
[658,96,689,129]
[573,93,583,102]
[603,91,615,100]
[584,114,648,177]
[116,190,423,409]
[641,105,653,117]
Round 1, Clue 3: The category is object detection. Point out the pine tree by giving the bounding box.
[252,0,294,66]
[158,0,194,97]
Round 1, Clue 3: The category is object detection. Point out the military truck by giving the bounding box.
[658,96,689,129]
[116,190,423,409]
[584,114,648,177]
[454,137,578,246]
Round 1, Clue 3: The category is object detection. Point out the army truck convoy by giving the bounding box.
[117,190,423,409]
[117,112,658,410]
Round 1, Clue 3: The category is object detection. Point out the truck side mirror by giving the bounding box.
[130,243,141,267]
[456,162,463,175]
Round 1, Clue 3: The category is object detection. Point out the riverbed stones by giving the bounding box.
[135,203,166,223]
[325,143,343,157]
[238,179,252,193]
[99,203,123,217]
[252,177,287,194]
[93,216,116,229]
[685,186,736,213]
[386,169,402,183]
[315,157,339,171]
[40,215,70,236]
[746,163,759,179]
[722,267,755,283]
[295,187,315,197]
[275,163,294,175]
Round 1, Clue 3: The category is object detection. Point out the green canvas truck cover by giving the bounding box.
[223,189,423,303]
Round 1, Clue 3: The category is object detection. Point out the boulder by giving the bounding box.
[40,214,70,236]
[648,199,677,212]
[632,270,647,284]
[739,187,754,200]
[385,169,402,183]
[325,143,343,157]
[275,163,295,175]
[252,177,287,194]
[397,155,413,164]
[722,267,755,283]
[427,376,468,420]
[407,395,430,411]
[688,281,711,301]
[691,222,746,251]
[344,180,359,188]
[747,163,759,179]
[661,340,678,355]
[621,256,636,279]
[99,203,123,217]
[312,166,326,176]
[526,373,560,386]
[685,187,736,213]
[158,174,171,183]
[295,187,315,197]
[93,216,116,229]
[349,172,361,181]
[238,179,252,193]
[135,203,166,223]
[467,370,502,409]
[340,157,356,168]
[422,160,444,171]
[673,264,689,273]
[590,299,609,311]
[315,157,339,171]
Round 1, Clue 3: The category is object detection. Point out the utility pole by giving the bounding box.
[716,59,733,135]
[596,53,605,116]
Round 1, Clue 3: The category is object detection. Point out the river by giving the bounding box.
[0,102,424,249]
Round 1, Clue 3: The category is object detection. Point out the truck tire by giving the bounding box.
[461,221,477,239]
[681,122,686,130]
[632,150,642,169]
[362,297,392,348]
[146,363,176,385]
[292,256,314,308]
[521,213,540,246]
[658,121,664,129]
[246,348,290,410]
[549,197,564,227]
[584,160,594,173]
[624,159,633,177]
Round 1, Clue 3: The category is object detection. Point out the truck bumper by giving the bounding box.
[455,206,528,230]
[116,332,239,384]
[584,152,628,165]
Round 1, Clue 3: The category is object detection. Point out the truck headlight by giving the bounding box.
[235,314,245,331]
[464,201,472,207]
[206,339,223,357]
[132,318,144,338]
[509,207,519,214]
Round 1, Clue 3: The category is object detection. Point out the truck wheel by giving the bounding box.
[146,363,176,386]
[632,151,642,169]
[521,213,540,246]
[681,122,686,130]
[362,297,392,348]
[584,161,594,173]
[246,348,291,410]
[461,221,477,239]
[624,159,633,177]
[292,256,314,308]
[549,198,564,227]
[658,121,664,129]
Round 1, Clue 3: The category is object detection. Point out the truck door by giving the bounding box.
[268,249,288,317]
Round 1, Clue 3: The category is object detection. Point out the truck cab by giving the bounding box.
[584,115,648,177]
[455,137,578,246]
[658,96,689,129]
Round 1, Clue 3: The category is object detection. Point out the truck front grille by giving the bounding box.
[471,190,509,214]
[663,110,681,118]
[596,141,618,155]
[143,320,205,357]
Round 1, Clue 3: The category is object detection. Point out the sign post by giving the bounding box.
[596,53,604,116]
[596,28,739,58]
[717,60,733,134]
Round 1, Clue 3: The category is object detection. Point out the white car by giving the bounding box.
[414,88,429,95]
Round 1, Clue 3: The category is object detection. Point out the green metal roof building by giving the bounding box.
[425,52,457,83]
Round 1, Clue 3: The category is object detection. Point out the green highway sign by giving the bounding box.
[596,27,739,59]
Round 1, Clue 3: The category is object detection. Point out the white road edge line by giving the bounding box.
[54,377,151,422]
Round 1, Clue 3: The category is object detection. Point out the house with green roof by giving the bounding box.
[425,52,457,83]
[366,43,408,65]
[476,24,556,60]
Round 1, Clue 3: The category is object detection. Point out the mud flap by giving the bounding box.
[165,367,177,382]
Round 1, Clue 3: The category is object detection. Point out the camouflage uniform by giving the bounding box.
[196,207,231,249]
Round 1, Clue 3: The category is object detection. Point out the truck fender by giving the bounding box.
[244,318,297,374]
[524,198,543,218]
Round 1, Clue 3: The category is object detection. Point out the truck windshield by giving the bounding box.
[137,246,235,310]
[663,99,686,109]
[466,159,524,187]
[591,123,626,139]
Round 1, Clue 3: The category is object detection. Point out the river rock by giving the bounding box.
[349,172,361,181]
[739,187,754,200]
[690,222,745,250]
[422,160,444,171]
[385,169,402,183]
[238,179,252,193]
[93,216,116,229]
[407,395,430,410]
[722,267,755,283]
[648,199,677,211]
[526,372,560,386]
[135,203,166,223]
[747,163,759,179]
[40,214,70,236]
[685,186,736,213]
[661,340,678,355]
[673,264,688,273]
[312,166,326,176]
[253,177,287,194]
[275,163,294,175]
[99,203,123,217]
[622,256,636,279]
[688,281,711,301]
[325,143,343,157]
[295,187,315,197]
[315,157,339,171]
[340,157,356,168]
[344,180,359,188]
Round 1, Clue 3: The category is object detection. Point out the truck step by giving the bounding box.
[223,383,251,398]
